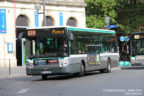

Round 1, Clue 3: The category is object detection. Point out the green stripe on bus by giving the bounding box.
[67,28,116,34]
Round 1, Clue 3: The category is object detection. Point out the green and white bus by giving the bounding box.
[130,32,144,66]
[119,32,144,68]
[25,26,119,79]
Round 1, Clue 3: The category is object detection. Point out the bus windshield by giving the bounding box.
[26,36,68,58]
[132,39,144,56]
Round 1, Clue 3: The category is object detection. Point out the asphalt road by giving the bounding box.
[0,67,143,96]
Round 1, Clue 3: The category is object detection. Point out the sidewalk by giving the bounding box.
[0,66,26,78]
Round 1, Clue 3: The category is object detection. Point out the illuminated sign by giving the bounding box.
[140,35,144,39]
[27,28,66,37]
[8,43,13,53]
[28,30,36,37]
[52,29,65,35]
[134,35,140,39]
[106,38,115,42]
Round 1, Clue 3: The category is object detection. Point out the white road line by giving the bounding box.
[112,67,120,70]
[16,88,29,95]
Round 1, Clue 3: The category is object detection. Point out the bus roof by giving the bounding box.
[27,26,116,34]
[131,32,144,35]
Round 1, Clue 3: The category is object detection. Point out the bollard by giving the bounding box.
[9,59,11,75]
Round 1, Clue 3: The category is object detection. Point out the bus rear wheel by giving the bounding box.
[100,60,111,73]
[106,60,111,73]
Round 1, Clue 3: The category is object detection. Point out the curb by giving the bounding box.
[121,66,144,70]
[0,74,27,79]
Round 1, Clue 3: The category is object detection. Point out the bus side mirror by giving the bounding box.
[17,32,25,41]
[69,32,74,41]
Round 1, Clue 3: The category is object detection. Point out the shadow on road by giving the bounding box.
[33,71,105,81]
[1,71,112,82]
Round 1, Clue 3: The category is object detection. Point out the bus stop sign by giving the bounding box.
[108,25,117,29]
[120,36,125,42]
[120,36,129,42]
[105,16,110,24]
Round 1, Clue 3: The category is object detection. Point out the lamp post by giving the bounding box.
[43,0,46,26]
[35,0,46,26]
[14,0,16,37]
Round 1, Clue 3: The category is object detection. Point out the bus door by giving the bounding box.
[22,38,26,66]
[16,27,26,66]
[87,53,101,70]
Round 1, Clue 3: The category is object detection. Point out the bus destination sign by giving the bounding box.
[28,30,36,37]
[134,34,144,39]
[27,28,66,37]
[52,29,65,35]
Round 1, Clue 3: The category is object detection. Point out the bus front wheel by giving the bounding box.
[77,64,85,77]
[41,75,48,80]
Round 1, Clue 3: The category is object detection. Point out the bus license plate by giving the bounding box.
[41,71,52,74]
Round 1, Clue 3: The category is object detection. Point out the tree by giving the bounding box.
[85,0,117,28]
[85,0,144,34]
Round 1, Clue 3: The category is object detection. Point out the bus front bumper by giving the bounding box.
[26,66,72,75]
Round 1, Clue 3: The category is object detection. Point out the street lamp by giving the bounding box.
[35,0,46,26]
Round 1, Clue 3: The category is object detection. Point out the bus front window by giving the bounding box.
[132,39,144,56]
[26,37,68,58]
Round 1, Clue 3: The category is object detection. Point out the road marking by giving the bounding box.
[112,67,120,70]
[16,88,29,95]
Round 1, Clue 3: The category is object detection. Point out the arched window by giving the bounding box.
[42,16,54,26]
[67,17,77,27]
[16,15,29,26]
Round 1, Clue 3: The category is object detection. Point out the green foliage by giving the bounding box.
[85,0,117,28]
[86,15,105,28]
[120,13,144,34]
[85,0,144,34]
[117,0,144,34]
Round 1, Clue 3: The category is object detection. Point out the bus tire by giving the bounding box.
[41,75,47,80]
[77,64,85,77]
[105,60,111,73]
[100,69,105,73]
[100,60,111,73]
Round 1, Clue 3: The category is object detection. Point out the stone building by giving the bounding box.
[0,0,86,67]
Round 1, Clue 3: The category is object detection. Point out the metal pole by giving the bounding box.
[14,0,16,38]
[43,0,46,26]
[9,59,11,75]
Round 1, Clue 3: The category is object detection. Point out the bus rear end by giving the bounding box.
[120,32,144,68]
[130,32,144,67]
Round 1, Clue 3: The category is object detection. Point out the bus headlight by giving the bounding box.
[131,57,136,61]
[26,60,34,68]
[59,59,69,67]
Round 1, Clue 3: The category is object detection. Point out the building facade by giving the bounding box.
[0,0,86,67]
